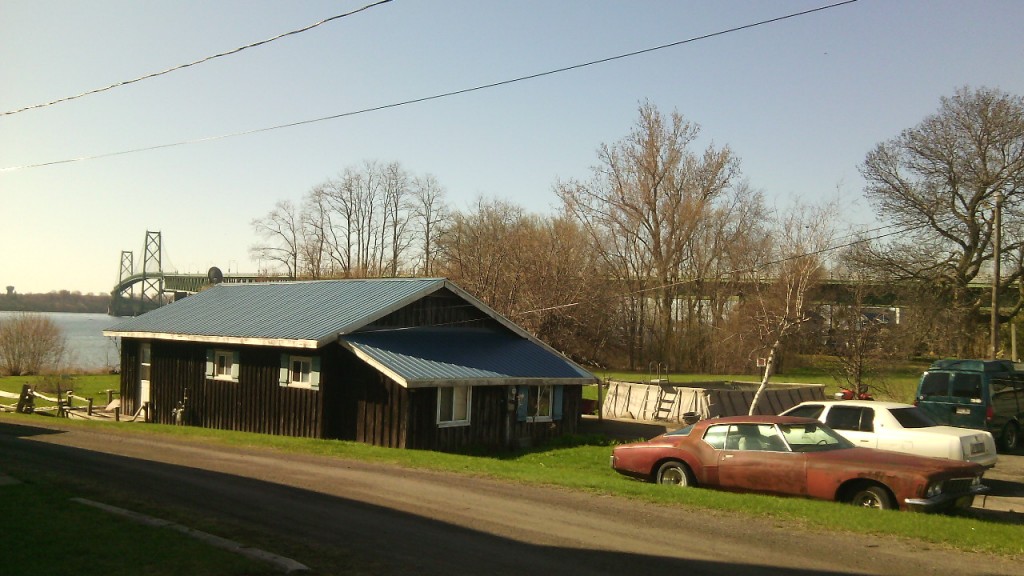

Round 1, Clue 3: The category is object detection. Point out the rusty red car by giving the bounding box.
[610,415,988,511]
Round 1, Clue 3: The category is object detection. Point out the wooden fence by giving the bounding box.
[0,384,122,420]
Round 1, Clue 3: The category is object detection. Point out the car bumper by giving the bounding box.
[904,485,989,511]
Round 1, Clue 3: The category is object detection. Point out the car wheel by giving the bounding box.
[656,461,693,487]
[1001,422,1019,452]
[849,485,894,510]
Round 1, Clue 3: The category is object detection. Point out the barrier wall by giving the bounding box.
[603,380,826,423]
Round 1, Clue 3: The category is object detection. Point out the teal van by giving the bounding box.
[915,359,1024,451]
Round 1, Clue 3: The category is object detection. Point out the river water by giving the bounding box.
[0,311,121,371]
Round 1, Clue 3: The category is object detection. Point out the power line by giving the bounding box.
[0,0,393,117]
[1,0,859,173]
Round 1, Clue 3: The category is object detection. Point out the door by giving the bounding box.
[824,406,877,448]
[138,342,151,413]
[717,424,806,496]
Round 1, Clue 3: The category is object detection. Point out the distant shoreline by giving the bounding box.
[0,292,109,314]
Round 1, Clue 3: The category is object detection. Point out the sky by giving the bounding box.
[3,0,1024,295]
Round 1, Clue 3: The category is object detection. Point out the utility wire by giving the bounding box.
[0,0,393,117]
[1,0,858,173]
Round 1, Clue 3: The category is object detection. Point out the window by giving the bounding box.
[889,407,937,428]
[290,356,312,385]
[206,349,239,382]
[279,354,320,390]
[215,351,233,379]
[702,425,728,449]
[527,385,553,422]
[515,385,564,423]
[919,372,950,397]
[437,386,471,427]
[951,373,982,401]
[826,406,873,432]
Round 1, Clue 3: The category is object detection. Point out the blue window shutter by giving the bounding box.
[553,385,563,420]
[230,351,240,380]
[205,349,214,377]
[310,356,321,390]
[279,354,290,387]
[516,385,529,422]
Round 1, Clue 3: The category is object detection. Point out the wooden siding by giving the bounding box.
[120,337,583,452]
[120,340,326,438]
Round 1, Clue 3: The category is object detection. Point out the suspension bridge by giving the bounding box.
[110,230,289,316]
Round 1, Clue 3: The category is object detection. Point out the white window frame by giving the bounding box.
[213,349,235,381]
[525,385,553,423]
[290,356,312,387]
[437,386,472,427]
[281,354,320,390]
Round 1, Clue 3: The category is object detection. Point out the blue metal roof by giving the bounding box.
[104,278,447,347]
[342,327,596,387]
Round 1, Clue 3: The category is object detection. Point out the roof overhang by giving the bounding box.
[102,330,323,349]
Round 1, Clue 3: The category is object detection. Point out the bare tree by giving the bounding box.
[411,174,448,276]
[747,201,836,414]
[857,86,1024,357]
[557,102,740,369]
[0,313,68,375]
[250,200,301,278]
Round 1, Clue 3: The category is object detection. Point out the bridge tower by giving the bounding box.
[141,230,164,309]
[118,250,134,299]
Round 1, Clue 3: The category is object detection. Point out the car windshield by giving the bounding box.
[888,407,938,428]
[777,422,853,452]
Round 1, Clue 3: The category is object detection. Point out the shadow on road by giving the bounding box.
[1,419,871,576]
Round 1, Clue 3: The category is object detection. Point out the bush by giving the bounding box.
[0,313,68,376]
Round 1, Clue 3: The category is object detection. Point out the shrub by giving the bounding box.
[0,313,68,376]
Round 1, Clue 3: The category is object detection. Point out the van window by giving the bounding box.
[919,372,949,396]
[950,373,982,400]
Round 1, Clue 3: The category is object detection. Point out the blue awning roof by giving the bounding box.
[342,327,595,387]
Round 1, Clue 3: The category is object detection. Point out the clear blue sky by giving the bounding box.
[3,0,1023,295]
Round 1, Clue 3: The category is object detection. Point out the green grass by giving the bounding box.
[0,479,277,576]
[0,373,120,408]
[3,410,1022,559]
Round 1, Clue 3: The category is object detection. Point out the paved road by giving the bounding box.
[1,418,1020,576]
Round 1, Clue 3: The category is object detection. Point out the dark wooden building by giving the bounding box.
[104,278,596,452]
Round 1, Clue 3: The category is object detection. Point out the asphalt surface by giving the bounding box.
[2,416,1022,576]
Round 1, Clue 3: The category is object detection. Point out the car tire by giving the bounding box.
[1001,422,1019,452]
[656,461,693,487]
[849,485,894,510]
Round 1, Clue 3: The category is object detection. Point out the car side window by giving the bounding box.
[825,406,870,432]
[702,425,728,449]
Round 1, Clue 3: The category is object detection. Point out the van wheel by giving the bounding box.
[1001,422,1019,452]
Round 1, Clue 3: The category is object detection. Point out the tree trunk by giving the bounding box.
[748,340,779,415]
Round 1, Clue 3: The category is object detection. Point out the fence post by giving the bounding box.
[88,398,94,416]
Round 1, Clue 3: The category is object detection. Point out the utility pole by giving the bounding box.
[991,191,1003,360]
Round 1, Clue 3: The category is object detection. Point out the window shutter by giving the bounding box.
[279,354,290,387]
[205,349,214,377]
[230,351,240,380]
[310,356,321,391]
[553,385,564,420]
[516,385,529,422]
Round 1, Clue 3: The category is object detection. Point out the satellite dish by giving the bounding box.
[208,266,224,284]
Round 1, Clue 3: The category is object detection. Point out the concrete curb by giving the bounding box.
[70,498,309,573]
